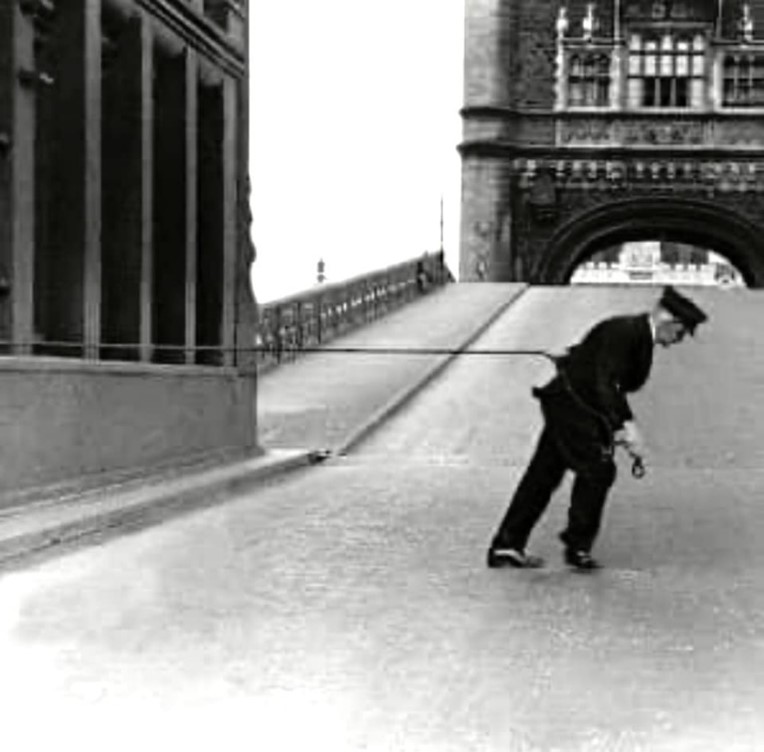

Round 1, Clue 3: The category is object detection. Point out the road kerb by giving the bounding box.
[334,285,529,456]
[0,449,317,570]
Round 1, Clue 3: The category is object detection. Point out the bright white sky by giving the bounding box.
[249,1,464,302]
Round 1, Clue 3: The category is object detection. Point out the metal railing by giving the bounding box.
[256,252,452,371]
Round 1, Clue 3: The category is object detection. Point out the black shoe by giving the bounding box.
[487,546,545,569]
[564,548,601,571]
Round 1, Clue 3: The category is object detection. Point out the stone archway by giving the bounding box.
[537,198,764,287]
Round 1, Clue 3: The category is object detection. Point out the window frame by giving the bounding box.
[722,53,764,108]
[565,50,612,108]
[626,29,707,110]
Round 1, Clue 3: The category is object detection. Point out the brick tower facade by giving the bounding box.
[460,0,764,286]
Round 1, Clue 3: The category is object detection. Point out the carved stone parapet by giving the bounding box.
[558,117,706,147]
[709,119,764,147]
[558,116,764,149]
[515,157,764,194]
[557,118,614,146]
[621,119,704,146]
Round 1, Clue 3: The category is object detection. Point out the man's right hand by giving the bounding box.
[615,420,646,459]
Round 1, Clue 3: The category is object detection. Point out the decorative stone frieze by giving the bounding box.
[558,118,614,145]
[711,119,764,146]
[558,116,764,148]
[515,157,764,193]
[621,120,705,146]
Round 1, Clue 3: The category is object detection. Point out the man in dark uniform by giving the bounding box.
[487,285,708,571]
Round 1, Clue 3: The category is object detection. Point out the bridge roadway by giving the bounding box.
[0,285,762,751]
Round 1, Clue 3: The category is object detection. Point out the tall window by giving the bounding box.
[627,32,706,108]
[568,53,611,107]
[723,55,764,106]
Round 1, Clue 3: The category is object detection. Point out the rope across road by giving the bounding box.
[6,339,645,476]
[260,347,560,359]
[0,341,562,361]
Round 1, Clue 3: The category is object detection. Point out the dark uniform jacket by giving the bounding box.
[533,314,654,472]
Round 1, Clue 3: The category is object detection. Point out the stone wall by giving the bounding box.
[0,359,257,501]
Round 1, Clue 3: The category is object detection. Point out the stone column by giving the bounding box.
[0,6,9,346]
[462,0,513,107]
[186,2,202,362]
[3,2,36,352]
[459,157,514,281]
[83,0,103,360]
[185,49,199,365]
[460,0,515,282]
[139,12,154,362]
[235,0,259,375]
[221,74,237,367]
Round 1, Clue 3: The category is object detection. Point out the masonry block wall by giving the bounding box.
[461,0,513,281]
[463,0,512,106]
[459,157,513,280]
[512,0,557,110]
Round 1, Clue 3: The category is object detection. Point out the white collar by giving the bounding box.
[648,314,656,343]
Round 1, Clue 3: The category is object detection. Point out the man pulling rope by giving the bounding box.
[487,285,708,572]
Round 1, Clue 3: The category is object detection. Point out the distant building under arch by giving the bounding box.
[571,241,745,286]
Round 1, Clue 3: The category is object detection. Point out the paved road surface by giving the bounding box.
[257,283,525,451]
[0,286,761,752]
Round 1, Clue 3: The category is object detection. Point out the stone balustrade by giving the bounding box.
[257,253,452,371]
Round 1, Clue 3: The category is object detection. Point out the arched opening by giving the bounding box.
[538,198,764,287]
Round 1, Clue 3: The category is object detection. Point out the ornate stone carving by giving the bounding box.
[712,120,764,147]
[625,0,705,21]
[560,119,614,145]
[739,3,754,43]
[582,3,598,41]
[559,118,713,147]
[556,6,569,41]
[528,168,559,224]
[622,119,704,146]
[236,174,259,372]
[515,157,764,194]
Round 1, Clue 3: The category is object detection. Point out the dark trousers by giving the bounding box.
[492,426,617,553]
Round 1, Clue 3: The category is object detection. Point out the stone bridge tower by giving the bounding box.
[460,0,764,286]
